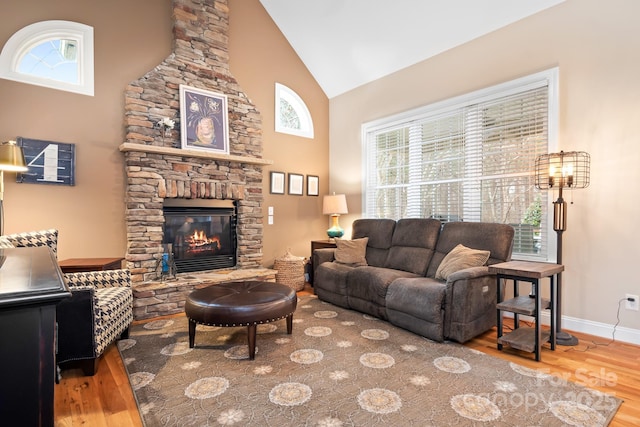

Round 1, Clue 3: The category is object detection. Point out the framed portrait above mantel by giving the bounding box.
[179,85,229,154]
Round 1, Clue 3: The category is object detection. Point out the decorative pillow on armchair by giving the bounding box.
[435,244,490,280]
[334,237,369,267]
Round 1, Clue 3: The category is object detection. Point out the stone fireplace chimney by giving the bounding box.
[120,0,269,282]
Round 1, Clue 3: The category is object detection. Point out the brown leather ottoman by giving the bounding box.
[184,281,297,359]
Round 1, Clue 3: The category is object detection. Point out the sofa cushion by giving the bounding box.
[334,238,368,267]
[386,277,447,341]
[347,266,419,319]
[352,219,396,267]
[434,244,490,280]
[427,222,514,277]
[384,218,441,275]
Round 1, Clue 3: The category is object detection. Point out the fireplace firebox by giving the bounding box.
[163,200,237,273]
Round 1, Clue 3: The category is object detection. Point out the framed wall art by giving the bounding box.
[288,173,304,196]
[179,84,229,154]
[270,171,285,194]
[307,175,319,196]
[16,137,76,186]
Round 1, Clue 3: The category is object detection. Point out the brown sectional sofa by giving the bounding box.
[312,218,514,343]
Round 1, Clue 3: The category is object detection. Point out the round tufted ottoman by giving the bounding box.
[184,281,297,359]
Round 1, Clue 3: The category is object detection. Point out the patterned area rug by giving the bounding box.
[119,295,621,426]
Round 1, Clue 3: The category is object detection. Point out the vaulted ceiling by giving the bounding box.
[259,0,565,98]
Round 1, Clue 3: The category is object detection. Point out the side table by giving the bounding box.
[309,240,337,285]
[489,260,563,361]
[58,257,124,273]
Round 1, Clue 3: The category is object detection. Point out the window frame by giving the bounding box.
[361,68,559,261]
[0,20,94,96]
[275,82,314,138]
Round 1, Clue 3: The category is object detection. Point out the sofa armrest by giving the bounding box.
[443,267,504,343]
[313,248,336,268]
[446,266,492,282]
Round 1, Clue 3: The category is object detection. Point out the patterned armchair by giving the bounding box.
[57,269,133,375]
[1,229,133,376]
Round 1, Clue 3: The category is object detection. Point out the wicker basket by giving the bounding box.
[274,250,306,291]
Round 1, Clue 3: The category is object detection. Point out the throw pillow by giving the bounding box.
[435,244,491,280]
[334,237,369,267]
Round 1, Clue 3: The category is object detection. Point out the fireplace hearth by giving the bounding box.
[163,200,236,273]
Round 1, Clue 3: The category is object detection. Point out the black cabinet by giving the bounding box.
[0,246,70,427]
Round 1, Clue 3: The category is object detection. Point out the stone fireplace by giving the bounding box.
[119,0,274,319]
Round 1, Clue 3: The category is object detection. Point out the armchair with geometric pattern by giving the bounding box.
[56,269,133,375]
[1,229,133,376]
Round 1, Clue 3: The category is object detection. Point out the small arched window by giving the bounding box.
[0,20,94,96]
[275,83,314,139]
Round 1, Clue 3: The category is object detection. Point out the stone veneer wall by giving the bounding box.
[122,0,264,283]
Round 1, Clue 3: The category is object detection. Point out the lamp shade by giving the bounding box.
[322,194,348,215]
[0,141,28,172]
[534,151,590,190]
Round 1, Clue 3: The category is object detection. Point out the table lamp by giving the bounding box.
[0,140,28,235]
[322,193,348,239]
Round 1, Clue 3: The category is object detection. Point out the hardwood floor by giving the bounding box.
[54,285,640,426]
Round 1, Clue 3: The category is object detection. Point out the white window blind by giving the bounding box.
[363,70,557,260]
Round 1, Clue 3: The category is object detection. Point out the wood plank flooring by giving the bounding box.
[54,286,640,426]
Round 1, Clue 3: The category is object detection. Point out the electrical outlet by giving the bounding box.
[625,294,639,311]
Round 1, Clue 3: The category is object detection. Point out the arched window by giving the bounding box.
[275,83,313,139]
[0,20,94,96]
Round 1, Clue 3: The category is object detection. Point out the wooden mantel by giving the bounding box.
[119,143,274,166]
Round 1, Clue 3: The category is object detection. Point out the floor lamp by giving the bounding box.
[0,141,28,235]
[534,150,590,346]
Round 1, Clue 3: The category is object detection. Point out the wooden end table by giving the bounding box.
[58,257,124,273]
[489,260,563,362]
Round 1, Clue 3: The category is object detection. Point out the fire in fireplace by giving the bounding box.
[163,199,237,273]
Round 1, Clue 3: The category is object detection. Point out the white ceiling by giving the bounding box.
[259,0,564,98]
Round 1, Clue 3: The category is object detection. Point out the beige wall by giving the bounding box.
[0,0,329,266]
[0,0,173,258]
[229,1,329,267]
[329,0,640,338]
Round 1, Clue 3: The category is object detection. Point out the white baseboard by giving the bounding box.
[502,311,640,345]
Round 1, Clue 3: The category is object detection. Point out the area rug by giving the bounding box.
[118,295,621,426]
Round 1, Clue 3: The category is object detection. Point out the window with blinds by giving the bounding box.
[363,69,558,260]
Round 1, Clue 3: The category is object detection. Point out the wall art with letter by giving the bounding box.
[16,137,75,186]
